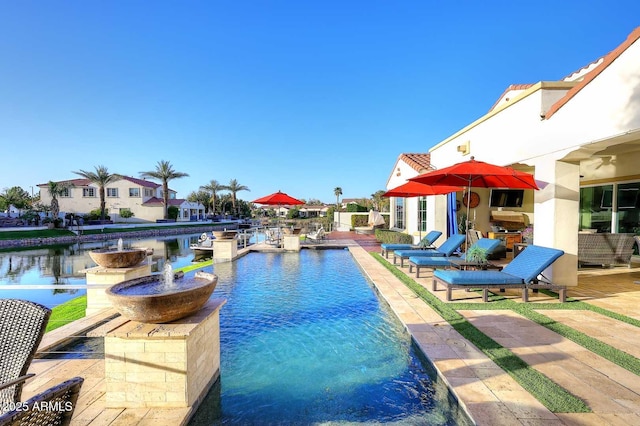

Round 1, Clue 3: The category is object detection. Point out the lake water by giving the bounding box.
[0,234,203,308]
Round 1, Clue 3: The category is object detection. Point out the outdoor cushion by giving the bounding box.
[432,245,566,302]
[434,270,524,285]
[380,230,442,257]
[395,234,465,258]
[393,234,466,267]
[408,238,502,277]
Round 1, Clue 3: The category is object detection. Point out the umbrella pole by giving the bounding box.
[418,199,422,243]
[465,184,472,252]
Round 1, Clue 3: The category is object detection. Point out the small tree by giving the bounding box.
[47,181,73,226]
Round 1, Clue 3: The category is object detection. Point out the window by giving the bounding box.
[418,197,427,232]
[83,188,95,197]
[616,182,640,233]
[144,188,153,197]
[107,188,118,198]
[60,187,71,198]
[129,188,140,197]
[580,181,640,233]
[580,185,612,232]
[394,198,405,229]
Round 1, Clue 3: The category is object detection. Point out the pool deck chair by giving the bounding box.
[432,245,566,302]
[409,238,502,278]
[380,230,442,258]
[393,234,465,267]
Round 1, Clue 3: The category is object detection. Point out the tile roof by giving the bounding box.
[545,26,640,119]
[37,178,90,187]
[399,153,432,173]
[120,176,161,188]
[488,84,535,112]
[142,197,185,206]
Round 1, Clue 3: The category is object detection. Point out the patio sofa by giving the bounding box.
[577,232,636,267]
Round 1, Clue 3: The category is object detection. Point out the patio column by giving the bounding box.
[533,158,579,287]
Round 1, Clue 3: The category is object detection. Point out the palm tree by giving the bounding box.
[140,160,189,219]
[199,180,226,216]
[47,181,73,226]
[73,165,120,221]
[226,179,250,216]
[334,187,343,229]
[334,187,343,209]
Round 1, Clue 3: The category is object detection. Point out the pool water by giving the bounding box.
[189,250,469,425]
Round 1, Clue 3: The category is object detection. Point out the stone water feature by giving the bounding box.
[89,238,148,268]
[106,264,218,323]
[83,239,225,410]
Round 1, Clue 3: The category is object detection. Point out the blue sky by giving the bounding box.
[1,2,639,204]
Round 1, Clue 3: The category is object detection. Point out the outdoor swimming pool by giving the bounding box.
[189,249,470,425]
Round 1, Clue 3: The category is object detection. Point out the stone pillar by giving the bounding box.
[105,298,226,408]
[283,234,301,251]
[213,239,237,263]
[533,158,579,287]
[84,263,153,316]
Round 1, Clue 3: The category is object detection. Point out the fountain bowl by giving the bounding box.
[106,271,218,323]
[89,247,148,268]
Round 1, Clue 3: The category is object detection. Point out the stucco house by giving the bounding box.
[37,175,205,223]
[386,153,446,239]
[389,26,640,289]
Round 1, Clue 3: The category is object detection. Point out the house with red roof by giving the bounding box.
[393,26,640,288]
[37,175,205,223]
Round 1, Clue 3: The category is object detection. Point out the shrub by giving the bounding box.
[168,206,179,220]
[375,229,413,244]
[346,204,368,212]
[351,214,369,227]
[120,209,135,219]
[84,209,110,221]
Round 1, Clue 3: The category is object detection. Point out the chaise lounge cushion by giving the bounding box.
[434,270,524,285]
[408,238,502,275]
[380,231,442,255]
[434,245,564,293]
[394,234,465,259]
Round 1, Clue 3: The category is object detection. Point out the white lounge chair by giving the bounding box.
[306,226,325,242]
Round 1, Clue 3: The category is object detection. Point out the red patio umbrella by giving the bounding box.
[383,181,463,198]
[252,190,305,206]
[409,156,539,247]
[383,181,462,241]
[252,190,305,227]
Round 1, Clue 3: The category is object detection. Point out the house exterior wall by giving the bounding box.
[37,179,201,223]
[426,31,640,287]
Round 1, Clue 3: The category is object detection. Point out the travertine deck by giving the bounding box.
[24,234,640,425]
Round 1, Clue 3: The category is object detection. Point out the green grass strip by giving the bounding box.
[46,296,87,332]
[45,262,213,332]
[371,253,590,413]
[0,229,76,240]
[175,260,213,274]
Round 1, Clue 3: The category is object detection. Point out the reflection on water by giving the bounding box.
[0,234,203,308]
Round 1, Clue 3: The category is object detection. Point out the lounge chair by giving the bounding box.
[408,238,502,278]
[380,230,442,258]
[432,245,566,302]
[0,299,51,415]
[393,234,465,267]
[306,226,325,242]
[0,376,84,426]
